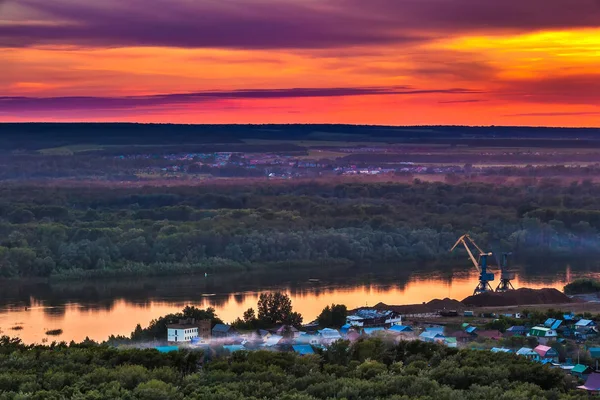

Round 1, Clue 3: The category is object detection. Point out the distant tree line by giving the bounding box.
[1,180,600,278]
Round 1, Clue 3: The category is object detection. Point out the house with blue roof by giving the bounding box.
[426,326,445,335]
[575,320,597,339]
[388,325,413,333]
[564,313,575,321]
[340,324,352,334]
[576,319,596,328]
[292,345,315,356]
[516,347,540,361]
[212,324,238,339]
[506,326,527,336]
[465,326,478,335]
[491,347,513,354]
[590,348,600,359]
[544,318,556,328]
[551,320,563,330]
[419,331,445,343]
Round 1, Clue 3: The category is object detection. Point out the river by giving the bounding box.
[0,263,596,344]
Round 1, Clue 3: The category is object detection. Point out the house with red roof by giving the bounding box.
[534,345,559,363]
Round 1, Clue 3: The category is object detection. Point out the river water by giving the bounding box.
[0,264,596,344]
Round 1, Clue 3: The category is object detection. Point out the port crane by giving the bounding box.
[450,234,495,296]
[495,252,515,293]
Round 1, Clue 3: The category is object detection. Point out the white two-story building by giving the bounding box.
[167,321,199,343]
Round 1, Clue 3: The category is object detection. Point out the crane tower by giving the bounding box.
[495,253,515,292]
[450,234,495,296]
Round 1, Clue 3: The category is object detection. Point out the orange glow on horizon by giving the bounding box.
[1,25,599,126]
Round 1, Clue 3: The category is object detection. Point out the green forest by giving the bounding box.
[1,180,600,279]
[0,335,589,400]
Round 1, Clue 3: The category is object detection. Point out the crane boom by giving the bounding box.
[450,235,481,273]
[450,233,496,296]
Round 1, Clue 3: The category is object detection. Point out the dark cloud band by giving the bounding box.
[1,0,598,49]
[0,86,479,113]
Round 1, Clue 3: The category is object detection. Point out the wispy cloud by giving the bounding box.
[0,86,481,113]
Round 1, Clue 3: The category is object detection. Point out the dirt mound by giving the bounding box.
[427,298,466,310]
[462,288,571,307]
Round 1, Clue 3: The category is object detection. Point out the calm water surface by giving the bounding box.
[0,264,595,343]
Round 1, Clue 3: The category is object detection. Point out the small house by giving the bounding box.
[517,347,540,361]
[340,324,352,335]
[571,364,592,378]
[419,331,445,343]
[589,347,600,359]
[444,337,457,348]
[534,345,559,363]
[544,318,556,328]
[464,311,474,317]
[388,325,413,334]
[563,313,575,322]
[491,347,513,354]
[575,319,596,329]
[296,333,320,346]
[212,324,238,339]
[465,326,478,335]
[452,330,475,343]
[528,326,557,343]
[426,326,445,335]
[317,328,342,346]
[292,345,315,356]
[262,334,283,347]
[273,325,300,338]
[506,326,527,336]
[345,309,402,327]
[578,372,600,392]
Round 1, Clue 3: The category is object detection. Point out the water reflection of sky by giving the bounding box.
[0,264,597,344]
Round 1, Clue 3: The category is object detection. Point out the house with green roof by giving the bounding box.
[572,364,592,378]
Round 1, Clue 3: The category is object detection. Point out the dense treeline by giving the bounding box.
[2,123,599,151]
[0,335,586,399]
[2,180,600,278]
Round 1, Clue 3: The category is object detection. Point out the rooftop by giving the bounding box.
[166,323,199,329]
[212,324,233,333]
[351,309,397,319]
[292,345,315,355]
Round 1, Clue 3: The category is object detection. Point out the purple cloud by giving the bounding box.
[0,86,480,113]
[1,0,598,49]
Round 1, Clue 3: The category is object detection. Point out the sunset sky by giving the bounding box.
[1,0,599,126]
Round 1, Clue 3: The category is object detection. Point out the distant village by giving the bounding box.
[154,305,600,390]
[117,148,598,181]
